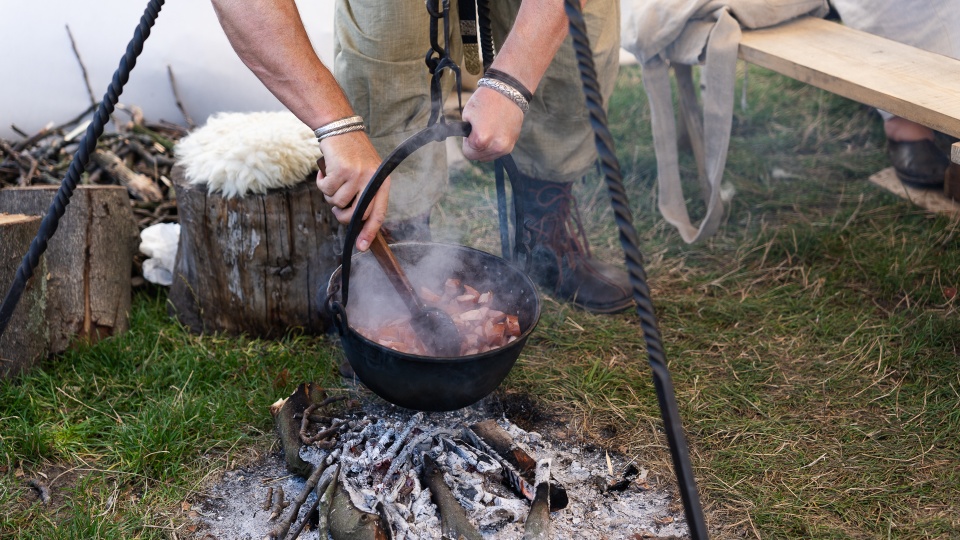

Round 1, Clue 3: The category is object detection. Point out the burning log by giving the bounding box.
[420,453,482,540]
[471,420,537,472]
[316,470,338,538]
[262,487,273,511]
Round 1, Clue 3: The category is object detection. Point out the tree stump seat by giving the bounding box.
[168,166,340,338]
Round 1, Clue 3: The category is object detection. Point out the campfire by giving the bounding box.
[190,384,688,539]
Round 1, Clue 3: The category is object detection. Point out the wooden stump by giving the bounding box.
[0,185,137,353]
[0,213,49,377]
[168,166,340,338]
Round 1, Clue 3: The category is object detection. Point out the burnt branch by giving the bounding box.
[265,462,336,540]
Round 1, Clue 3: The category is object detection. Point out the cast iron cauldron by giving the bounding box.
[325,121,540,411]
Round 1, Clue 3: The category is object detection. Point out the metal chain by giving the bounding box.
[424,0,462,126]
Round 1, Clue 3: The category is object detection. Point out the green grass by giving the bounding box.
[2,64,959,538]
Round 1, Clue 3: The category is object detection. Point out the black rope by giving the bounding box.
[562,1,709,537]
[0,0,165,340]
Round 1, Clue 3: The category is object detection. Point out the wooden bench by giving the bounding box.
[739,16,960,214]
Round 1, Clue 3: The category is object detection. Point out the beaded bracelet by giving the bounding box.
[314,115,364,141]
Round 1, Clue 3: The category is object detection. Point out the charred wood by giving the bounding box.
[328,475,389,540]
[522,459,552,540]
[271,383,330,477]
[266,462,335,540]
[469,420,568,511]
[420,453,482,540]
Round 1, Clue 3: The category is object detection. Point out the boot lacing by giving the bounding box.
[521,182,593,275]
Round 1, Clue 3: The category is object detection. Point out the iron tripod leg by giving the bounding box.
[561,0,710,537]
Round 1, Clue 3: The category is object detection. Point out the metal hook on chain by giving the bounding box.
[424,0,463,126]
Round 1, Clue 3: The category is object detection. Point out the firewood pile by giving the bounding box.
[0,106,185,232]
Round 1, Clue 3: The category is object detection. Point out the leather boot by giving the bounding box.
[515,175,633,314]
[382,212,431,243]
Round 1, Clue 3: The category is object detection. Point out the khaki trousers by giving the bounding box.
[333,0,620,220]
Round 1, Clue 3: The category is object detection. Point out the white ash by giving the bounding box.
[191,401,689,539]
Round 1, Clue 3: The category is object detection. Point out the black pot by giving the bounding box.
[326,241,540,411]
[324,120,540,411]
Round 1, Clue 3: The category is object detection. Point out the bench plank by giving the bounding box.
[740,17,960,142]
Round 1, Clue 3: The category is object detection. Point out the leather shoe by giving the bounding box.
[888,139,948,188]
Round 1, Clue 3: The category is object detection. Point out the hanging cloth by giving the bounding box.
[621,0,828,243]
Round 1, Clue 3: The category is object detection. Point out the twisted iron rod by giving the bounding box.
[562,0,709,537]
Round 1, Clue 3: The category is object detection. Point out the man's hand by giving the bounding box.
[317,132,390,252]
[461,87,525,161]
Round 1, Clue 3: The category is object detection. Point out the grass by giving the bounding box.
[2,64,959,538]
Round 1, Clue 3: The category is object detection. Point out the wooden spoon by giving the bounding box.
[368,232,462,356]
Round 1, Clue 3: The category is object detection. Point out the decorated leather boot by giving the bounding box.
[515,175,633,314]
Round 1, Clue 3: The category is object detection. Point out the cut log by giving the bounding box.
[0,185,137,353]
[0,213,49,377]
[168,166,339,337]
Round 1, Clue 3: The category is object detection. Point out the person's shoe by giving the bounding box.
[514,175,633,314]
[888,139,948,189]
[381,212,432,243]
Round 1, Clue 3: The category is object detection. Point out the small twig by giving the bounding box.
[55,103,98,134]
[13,126,55,153]
[301,419,347,446]
[268,487,288,521]
[167,65,196,129]
[285,486,323,540]
[265,462,335,540]
[0,139,38,185]
[127,138,176,168]
[262,486,274,511]
[65,25,97,107]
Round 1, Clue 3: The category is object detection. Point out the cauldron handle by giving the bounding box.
[331,120,471,312]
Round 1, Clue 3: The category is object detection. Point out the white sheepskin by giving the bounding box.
[174,111,321,198]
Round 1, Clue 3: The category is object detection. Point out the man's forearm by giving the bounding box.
[490,0,578,93]
[211,0,353,129]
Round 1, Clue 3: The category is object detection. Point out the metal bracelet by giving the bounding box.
[313,115,364,139]
[316,123,365,142]
[477,78,530,115]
